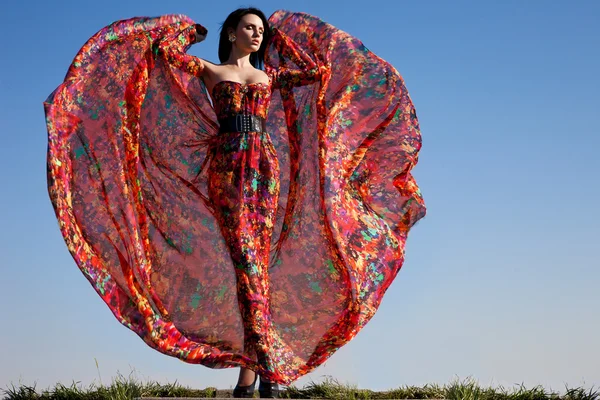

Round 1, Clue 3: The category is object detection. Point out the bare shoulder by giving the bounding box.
[199,58,219,74]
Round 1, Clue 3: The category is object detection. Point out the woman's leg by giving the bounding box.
[207,132,281,381]
[237,367,257,386]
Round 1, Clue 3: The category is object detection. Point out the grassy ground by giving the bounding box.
[2,374,598,400]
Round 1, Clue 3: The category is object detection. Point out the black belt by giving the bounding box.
[218,114,267,133]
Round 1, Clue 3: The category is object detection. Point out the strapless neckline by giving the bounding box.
[212,80,271,96]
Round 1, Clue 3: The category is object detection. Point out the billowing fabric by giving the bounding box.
[44,10,426,384]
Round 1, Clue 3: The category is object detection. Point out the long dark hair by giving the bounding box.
[218,8,271,69]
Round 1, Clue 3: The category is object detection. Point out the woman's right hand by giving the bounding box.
[194,24,208,43]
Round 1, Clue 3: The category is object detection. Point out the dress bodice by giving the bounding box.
[212,80,272,120]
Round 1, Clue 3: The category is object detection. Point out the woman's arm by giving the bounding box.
[156,23,207,77]
[267,27,325,89]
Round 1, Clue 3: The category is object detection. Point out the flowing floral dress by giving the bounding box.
[44,10,426,384]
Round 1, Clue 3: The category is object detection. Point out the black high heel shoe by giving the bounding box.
[233,374,258,398]
[258,378,280,398]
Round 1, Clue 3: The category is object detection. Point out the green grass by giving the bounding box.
[2,371,216,400]
[2,375,598,400]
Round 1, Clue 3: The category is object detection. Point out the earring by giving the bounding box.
[228,33,236,42]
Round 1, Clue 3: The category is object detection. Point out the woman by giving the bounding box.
[44,7,426,398]
[197,9,326,397]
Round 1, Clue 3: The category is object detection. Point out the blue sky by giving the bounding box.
[1,0,599,393]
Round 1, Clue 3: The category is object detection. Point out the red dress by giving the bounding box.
[44,10,426,384]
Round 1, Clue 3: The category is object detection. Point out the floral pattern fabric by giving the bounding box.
[44,10,426,384]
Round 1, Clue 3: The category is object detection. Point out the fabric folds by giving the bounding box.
[44,10,425,384]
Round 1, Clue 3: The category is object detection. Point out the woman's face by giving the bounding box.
[231,14,264,53]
